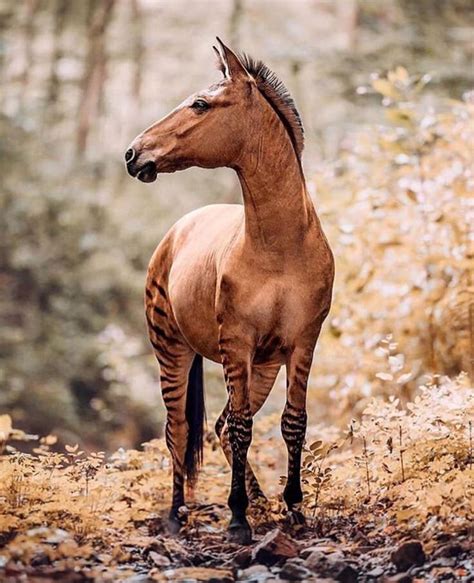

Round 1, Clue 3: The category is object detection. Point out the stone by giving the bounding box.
[279,558,313,581]
[123,576,152,583]
[239,564,272,582]
[163,567,234,583]
[252,529,299,566]
[148,550,171,567]
[333,562,359,583]
[390,541,426,572]
[303,550,358,583]
[305,549,345,569]
[234,546,252,568]
[432,542,463,559]
[429,557,456,568]
[301,545,344,560]
[382,574,413,583]
[366,565,384,577]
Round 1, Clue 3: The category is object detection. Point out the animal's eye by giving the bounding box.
[191,99,210,112]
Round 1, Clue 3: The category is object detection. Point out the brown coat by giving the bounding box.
[126,39,334,544]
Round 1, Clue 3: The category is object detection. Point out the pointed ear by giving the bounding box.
[215,37,250,81]
[213,45,226,76]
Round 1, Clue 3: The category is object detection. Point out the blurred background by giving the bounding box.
[1,0,472,451]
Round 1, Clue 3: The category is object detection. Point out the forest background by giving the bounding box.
[1,0,472,451]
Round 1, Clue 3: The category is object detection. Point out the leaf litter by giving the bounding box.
[0,375,472,581]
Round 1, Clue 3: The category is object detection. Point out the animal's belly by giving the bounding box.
[253,340,288,365]
[173,293,221,363]
[167,251,223,361]
[173,299,289,366]
[170,276,301,367]
[165,205,243,363]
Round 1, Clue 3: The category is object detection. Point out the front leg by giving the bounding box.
[281,346,314,522]
[219,331,253,544]
[216,364,280,504]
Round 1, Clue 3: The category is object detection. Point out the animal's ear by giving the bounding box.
[213,45,226,76]
[215,37,250,81]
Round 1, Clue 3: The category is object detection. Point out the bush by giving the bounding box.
[310,71,473,423]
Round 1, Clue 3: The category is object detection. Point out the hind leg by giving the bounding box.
[159,348,196,531]
[216,364,280,502]
[145,280,195,532]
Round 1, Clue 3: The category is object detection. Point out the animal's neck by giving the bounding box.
[235,117,317,254]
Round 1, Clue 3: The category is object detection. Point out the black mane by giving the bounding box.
[239,53,304,159]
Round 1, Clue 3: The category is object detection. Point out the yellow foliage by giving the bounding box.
[1,68,472,579]
[0,376,472,575]
[310,71,473,423]
[306,375,473,533]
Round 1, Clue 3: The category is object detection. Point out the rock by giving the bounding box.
[429,557,456,568]
[432,542,463,559]
[239,564,272,582]
[30,552,51,567]
[234,546,252,568]
[303,550,358,583]
[333,563,359,583]
[367,565,384,577]
[305,550,345,569]
[301,545,344,559]
[163,567,234,582]
[123,576,152,583]
[382,574,413,583]
[252,529,298,566]
[279,558,313,581]
[390,541,426,572]
[302,537,335,547]
[148,550,171,567]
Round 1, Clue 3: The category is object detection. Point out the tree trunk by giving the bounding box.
[19,0,40,110]
[48,0,68,106]
[130,0,144,101]
[345,0,359,51]
[76,0,116,157]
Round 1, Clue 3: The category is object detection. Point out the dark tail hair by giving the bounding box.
[184,353,205,485]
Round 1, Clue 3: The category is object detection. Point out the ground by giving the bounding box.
[0,376,472,582]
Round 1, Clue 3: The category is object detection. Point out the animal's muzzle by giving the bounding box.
[125,147,158,183]
[125,148,136,163]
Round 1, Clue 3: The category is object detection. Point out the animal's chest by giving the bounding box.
[220,271,321,356]
[255,286,317,362]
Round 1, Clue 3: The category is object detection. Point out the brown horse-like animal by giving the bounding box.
[125,39,334,544]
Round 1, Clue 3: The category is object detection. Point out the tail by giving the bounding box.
[184,353,205,485]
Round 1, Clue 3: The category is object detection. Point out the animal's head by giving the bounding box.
[125,38,303,182]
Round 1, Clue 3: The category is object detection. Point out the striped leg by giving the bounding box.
[216,364,280,502]
[219,339,253,544]
[145,280,195,532]
[281,347,313,523]
[159,349,195,530]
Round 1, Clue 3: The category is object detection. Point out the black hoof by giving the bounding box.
[167,515,182,534]
[167,508,187,534]
[227,521,252,545]
[287,509,306,526]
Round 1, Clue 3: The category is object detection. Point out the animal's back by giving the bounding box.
[147,203,244,361]
[169,203,243,263]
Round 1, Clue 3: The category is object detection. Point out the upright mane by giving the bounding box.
[239,54,304,159]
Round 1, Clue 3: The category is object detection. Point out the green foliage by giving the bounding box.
[1,1,472,450]
[0,117,160,448]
